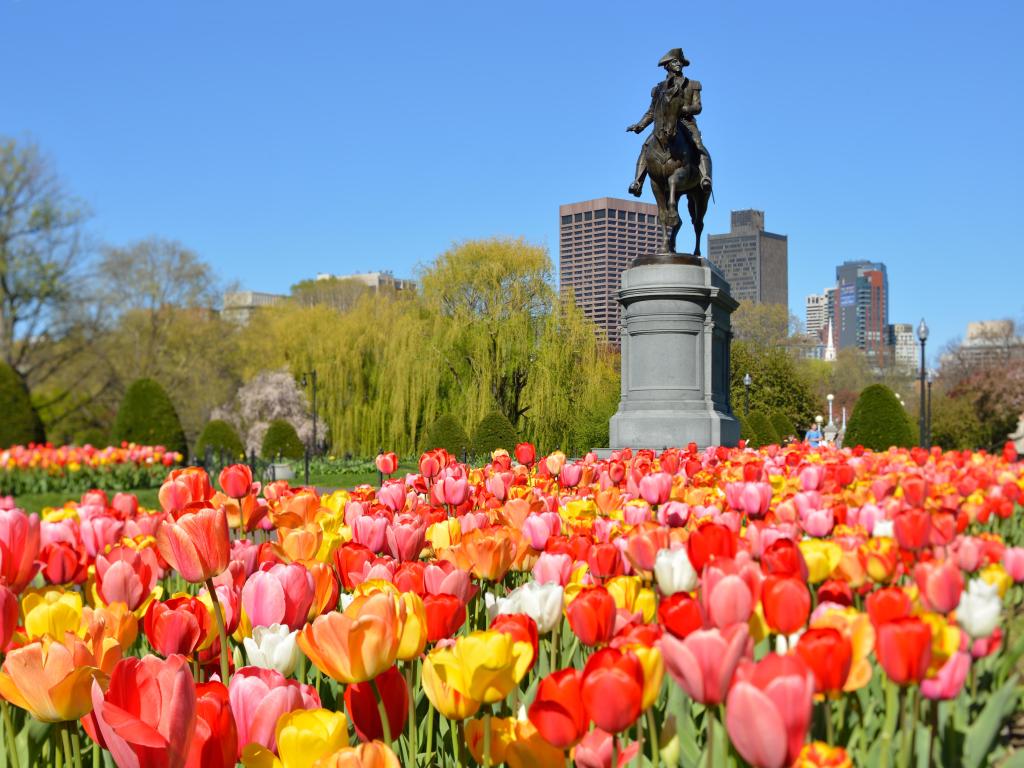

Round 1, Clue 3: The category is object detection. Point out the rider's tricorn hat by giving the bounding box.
[658,48,690,67]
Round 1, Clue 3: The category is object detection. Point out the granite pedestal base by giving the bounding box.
[608,257,740,450]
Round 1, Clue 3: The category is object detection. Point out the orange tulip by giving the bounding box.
[156,506,230,583]
[314,741,401,768]
[298,592,401,683]
[274,523,324,564]
[460,529,516,582]
[0,634,108,722]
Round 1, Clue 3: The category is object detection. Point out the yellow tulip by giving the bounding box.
[748,603,770,644]
[606,576,642,613]
[396,591,427,661]
[979,563,1012,598]
[466,716,517,765]
[421,651,481,720]
[0,635,107,722]
[631,644,665,710]
[22,588,83,641]
[426,630,531,705]
[799,540,842,583]
[427,518,462,550]
[242,709,349,768]
[919,612,961,675]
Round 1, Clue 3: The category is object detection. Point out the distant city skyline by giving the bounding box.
[707,210,788,307]
[3,2,1022,359]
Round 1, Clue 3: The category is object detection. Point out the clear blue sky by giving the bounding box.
[3,1,1022,356]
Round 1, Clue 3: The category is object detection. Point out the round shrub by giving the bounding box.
[0,362,45,448]
[196,419,245,460]
[770,412,797,443]
[111,378,186,455]
[736,412,752,445]
[423,414,470,457]
[471,409,518,459]
[844,384,915,450]
[261,419,305,460]
[747,410,780,447]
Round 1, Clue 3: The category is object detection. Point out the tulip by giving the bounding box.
[22,587,83,640]
[188,681,237,768]
[491,613,539,673]
[876,617,932,685]
[760,538,807,579]
[421,650,481,720]
[794,627,851,696]
[545,451,567,477]
[566,586,616,646]
[865,586,912,627]
[220,464,254,499]
[313,742,401,768]
[956,579,1001,638]
[572,728,639,768]
[145,595,212,657]
[423,630,532,704]
[762,575,811,635]
[424,593,466,643]
[376,451,398,476]
[653,547,698,595]
[0,635,107,722]
[434,476,470,508]
[920,651,970,701]
[84,654,197,768]
[229,666,320,754]
[494,582,563,634]
[242,563,315,631]
[240,708,349,768]
[298,592,401,683]
[395,591,428,661]
[657,592,705,639]
[580,647,644,734]
[794,742,852,768]
[95,544,160,611]
[344,665,408,743]
[243,623,303,677]
[466,716,518,765]
[1003,547,1024,582]
[686,521,736,572]
[0,508,41,593]
[156,505,230,583]
[385,518,426,562]
[659,623,748,705]
[515,442,536,466]
[914,560,964,614]
[533,552,573,586]
[726,654,814,768]
[701,557,759,629]
[638,472,672,505]
[352,515,388,553]
[528,668,588,748]
[0,585,17,651]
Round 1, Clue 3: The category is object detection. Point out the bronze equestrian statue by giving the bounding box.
[627,48,713,257]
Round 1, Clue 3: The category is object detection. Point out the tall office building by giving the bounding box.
[834,260,889,364]
[890,322,917,370]
[559,197,660,345]
[806,292,828,337]
[707,210,788,306]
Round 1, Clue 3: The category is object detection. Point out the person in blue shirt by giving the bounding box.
[805,424,823,448]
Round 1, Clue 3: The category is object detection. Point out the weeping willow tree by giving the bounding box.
[245,237,620,455]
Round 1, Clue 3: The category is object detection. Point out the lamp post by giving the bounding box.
[917,319,929,448]
[826,393,835,426]
[300,370,318,485]
[927,369,935,448]
[743,373,752,416]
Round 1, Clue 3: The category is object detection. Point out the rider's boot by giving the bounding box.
[628,178,644,197]
[629,154,648,197]
[699,155,712,194]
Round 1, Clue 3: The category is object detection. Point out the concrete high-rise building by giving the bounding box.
[222,290,288,324]
[559,197,660,345]
[834,260,890,364]
[806,292,828,337]
[891,322,917,370]
[314,270,414,292]
[707,210,788,306]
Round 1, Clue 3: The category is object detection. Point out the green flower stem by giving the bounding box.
[879,680,899,768]
[483,712,492,768]
[71,727,83,768]
[2,701,21,768]
[549,619,560,674]
[706,708,715,768]
[825,697,835,746]
[646,707,661,767]
[205,578,230,683]
[372,678,393,746]
[611,736,618,768]
[635,717,644,767]
[897,685,917,768]
[424,706,434,766]
[404,663,418,766]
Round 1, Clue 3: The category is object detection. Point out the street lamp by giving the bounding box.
[917,319,929,449]
[927,369,935,448]
[300,370,319,485]
[826,393,835,426]
[742,373,752,416]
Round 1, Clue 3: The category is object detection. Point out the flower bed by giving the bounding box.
[0,441,1022,766]
[0,443,182,496]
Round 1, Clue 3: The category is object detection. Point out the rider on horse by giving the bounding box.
[627,48,712,197]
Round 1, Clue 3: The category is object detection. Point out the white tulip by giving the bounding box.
[243,623,303,677]
[871,520,895,539]
[654,548,698,595]
[338,592,355,611]
[495,582,564,634]
[956,579,1001,639]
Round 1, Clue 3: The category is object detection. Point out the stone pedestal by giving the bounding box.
[609,257,740,449]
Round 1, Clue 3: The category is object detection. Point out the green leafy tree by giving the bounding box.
[0,361,46,447]
[747,410,780,447]
[844,384,915,450]
[290,277,369,312]
[196,419,245,460]
[730,341,816,432]
[471,409,519,459]
[111,378,187,454]
[423,414,471,457]
[770,412,798,442]
[261,419,305,460]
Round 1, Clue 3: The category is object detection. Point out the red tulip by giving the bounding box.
[186,681,237,768]
[344,665,409,742]
[816,579,853,607]
[659,624,748,705]
[39,541,88,585]
[893,508,931,551]
[726,654,814,768]
[686,521,736,573]
[376,452,398,476]
[527,668,588,748]
[761,575,811,635]
[333,542,377,590]
[144,596,211,657]
[566,586,617,646]
[760,538,807,580]
[876,617,932,685]
[84,654,197,768]
[424,593,466,643]
[241,563,315,631]
[0,509,41,593]
[156,506,230,583]
[657,592,705,639]
[866,587,912,628]
[913,560,963,614]
[218,464,253,500]
[515,442,536,466]
[159,467,214,515]
[794,628,852,696]
[228,666,320,754]
[588,542,625,579]
[0,585,17,652]
[581,647,644,734]
[491,614,539,672]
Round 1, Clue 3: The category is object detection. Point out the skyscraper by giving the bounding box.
[707,210,788,306]
[806,292,828,337]
[559,197,660,345]
[834,260,889,364]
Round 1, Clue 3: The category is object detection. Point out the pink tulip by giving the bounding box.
[955,537,984,572]
[352,515,388,554]
[740,483,772,518]
[80,515,125,559]
[0,509,40,593]
[386,518,426,562]
[701,557,760,629]
[241,564,315,631]
[638,472,672,505]
[377,481,407,513]
[523,515,554,550]
[921,652,970,701]
[848,503,884,533]
[532,552,573,586]
[623,503,650,526]
[726,654,814,768]
[659,624,749,705]
[573,728,640,768]
[657,501,690,527]
[228,666,319,754]
[433,476,469,507]
[913,561,964,614]
[1003,547,1024,582]
[111,492,139,518]
[41,518,78,548]
[560,463,584,488]
[798,465,825,491]
[95,545,160,611]
[344,501,368,527]
[423,563,476,604]
[457,511,489,534]
[800,507,834,537]
[486,474,507,501]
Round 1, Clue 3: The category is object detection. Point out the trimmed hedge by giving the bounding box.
[196,419,245,460]
[470,409,518,459]
[261,419,305,460]
[736,412,753,445]
[111,378,187,455]
[423,414,470,457]
[747,410,780,447]
[844,384,915,450]
[0,362,45,447]
[770,412,798,443]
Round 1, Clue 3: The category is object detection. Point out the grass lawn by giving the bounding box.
[14,487,161,514]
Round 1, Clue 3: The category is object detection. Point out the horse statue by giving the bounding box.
[627,48,712,258]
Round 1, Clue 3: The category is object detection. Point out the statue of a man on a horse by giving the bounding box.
[626,48,713,257]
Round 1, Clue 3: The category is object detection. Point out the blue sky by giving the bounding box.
[3,1,1021,356]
